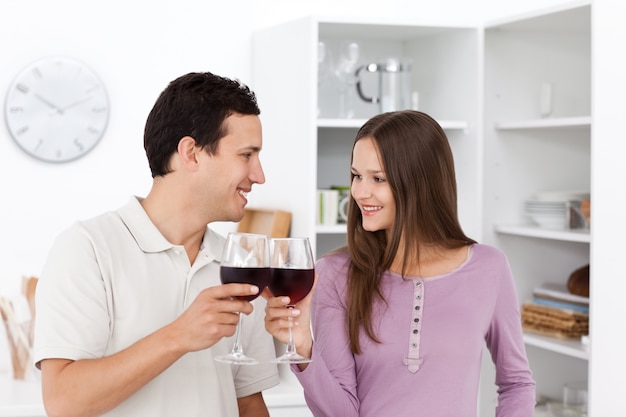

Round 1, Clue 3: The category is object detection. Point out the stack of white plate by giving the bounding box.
[524,190,590,229]
[524,201,569,229]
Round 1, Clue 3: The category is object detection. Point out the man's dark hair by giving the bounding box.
[144,72,260,177]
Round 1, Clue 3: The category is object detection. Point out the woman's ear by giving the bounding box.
[177,136,200,170]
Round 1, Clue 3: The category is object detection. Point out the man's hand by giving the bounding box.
[169,283,260,352]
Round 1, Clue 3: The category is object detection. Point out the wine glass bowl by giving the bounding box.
[220,266,270,302]
[268,267,314,305]
[215,232,270,365]
[269,237,315,364]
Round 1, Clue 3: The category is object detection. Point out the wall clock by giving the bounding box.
[4,56,109,163]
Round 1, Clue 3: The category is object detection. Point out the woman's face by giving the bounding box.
[350,137,396,233]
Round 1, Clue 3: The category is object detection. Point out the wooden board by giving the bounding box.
[237,208,292,238]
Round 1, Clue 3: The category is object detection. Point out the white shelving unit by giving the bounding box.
[482,1,592,411]
[250,20,477,412]
[252,17,481,259]
[252,1,596,414]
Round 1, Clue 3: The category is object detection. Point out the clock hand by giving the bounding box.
[35,93,63,114]
[60,96,94,111]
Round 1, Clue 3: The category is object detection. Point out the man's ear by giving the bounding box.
[177,136,200,169]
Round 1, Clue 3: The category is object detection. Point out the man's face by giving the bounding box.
[196,113,265,223]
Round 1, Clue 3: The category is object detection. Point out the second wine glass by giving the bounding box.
[215,232,270,365]
[269,237,315,364]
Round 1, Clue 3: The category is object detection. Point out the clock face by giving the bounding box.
[4,56,109,163]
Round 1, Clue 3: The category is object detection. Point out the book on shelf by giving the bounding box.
[533,282,589,303]
[531,297,589,313]
[531,282,589,313]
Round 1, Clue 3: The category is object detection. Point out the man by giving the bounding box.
[33,72,279,417]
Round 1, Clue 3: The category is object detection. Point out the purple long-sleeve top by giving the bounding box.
[292,243,535,417]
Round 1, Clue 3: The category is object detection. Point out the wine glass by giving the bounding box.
[215,232,270,365]
[269,237,315,364]
[317,41,334,118]
[334,41,360,118]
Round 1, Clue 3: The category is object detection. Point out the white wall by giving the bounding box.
[0,0,256,296]
[0,0,573,298]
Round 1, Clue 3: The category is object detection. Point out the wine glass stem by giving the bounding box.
[286,306,297,356]
[231,313,244,356]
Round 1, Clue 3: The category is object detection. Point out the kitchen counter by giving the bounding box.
[0,376,44,417]
[0,370,309,417]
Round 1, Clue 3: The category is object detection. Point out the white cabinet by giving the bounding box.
[252,2,595,415]
[252,17,480,258]
[481,1,591,411]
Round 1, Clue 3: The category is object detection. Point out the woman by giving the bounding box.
[265,110,535,417]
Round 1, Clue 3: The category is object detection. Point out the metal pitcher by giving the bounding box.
[355,58,411,113]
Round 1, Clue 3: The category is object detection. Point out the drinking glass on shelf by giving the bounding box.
[334,41,360,118]
[269,237,315,364]
[215,232,271,365]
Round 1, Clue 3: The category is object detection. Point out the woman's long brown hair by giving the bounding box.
[344,110,476,354]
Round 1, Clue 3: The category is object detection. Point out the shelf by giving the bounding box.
[316,224,347,234]
[321,224,591,241]
[318,118,469,131]
[321,223,591,241]
[495,225,590,243]
[485,1,590,32]
[523,332,588,360]
[494,116,591,131]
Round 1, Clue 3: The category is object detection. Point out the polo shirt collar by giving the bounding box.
[117,196,223,264]
[201,228,223,264]
[118,196,173,253]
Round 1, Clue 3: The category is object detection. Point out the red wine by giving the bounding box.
[220,266,270,301]
[269,268,314,304]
